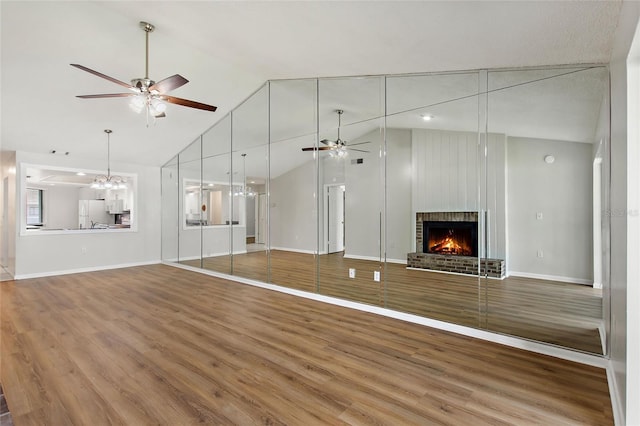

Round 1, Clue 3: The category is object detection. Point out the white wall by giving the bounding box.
[507,137,593,283]
[341,128,411,263]
[270,160,318,253]
[344,130,384,261]
[609,3,640,425]
[14,151,161,278]
[177,226,246,259]
[626,20,640,426]
[161,162,179,261]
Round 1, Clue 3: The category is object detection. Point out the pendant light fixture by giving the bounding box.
[91,129,127,189]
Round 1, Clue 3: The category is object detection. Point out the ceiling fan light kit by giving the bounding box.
[302,109,370,156]
[71,21,217,126]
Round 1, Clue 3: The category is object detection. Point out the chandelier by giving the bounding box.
[91,129,127,189]
[232,153,255,197]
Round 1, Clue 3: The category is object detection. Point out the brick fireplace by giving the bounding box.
[408,211,505,278]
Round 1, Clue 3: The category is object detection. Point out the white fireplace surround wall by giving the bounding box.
[411,129,507,262]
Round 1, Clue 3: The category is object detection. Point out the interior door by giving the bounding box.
[327,185,345,253]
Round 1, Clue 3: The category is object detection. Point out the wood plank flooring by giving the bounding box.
[184,250,603,354]
[1,264,612,425]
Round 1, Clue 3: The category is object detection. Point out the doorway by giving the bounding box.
[325,184,345,254]
[246,193,267,253]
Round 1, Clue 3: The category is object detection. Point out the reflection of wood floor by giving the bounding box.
[0,266,13,282]
[183,250,603,354]
[1,265,612,425]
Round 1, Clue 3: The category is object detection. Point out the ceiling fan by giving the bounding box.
[302,109,370,157]
[71,21,217,123]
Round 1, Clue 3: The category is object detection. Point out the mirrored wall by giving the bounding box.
[161,65,610,355]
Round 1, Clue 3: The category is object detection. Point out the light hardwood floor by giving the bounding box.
[1,264,612,425]
[184,250,603,354]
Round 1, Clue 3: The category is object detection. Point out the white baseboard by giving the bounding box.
[342,254,407,265]
[14,260,161,280]
[386,257,407,265]
[177,255,201,261]
[343,254,380,262]
[166,248,326,261]
[164,261,607,369]
[270,246,327,255]
[508,271,593,286]
[598,321,607,355]
[606,360,625,426]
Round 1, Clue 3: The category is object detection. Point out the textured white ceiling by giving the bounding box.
[0,1,621,167]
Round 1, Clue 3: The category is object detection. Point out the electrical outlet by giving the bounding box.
[349,268,356,278]
[537,249,543,258]
[536,212,543,220]
[373,271,381,282]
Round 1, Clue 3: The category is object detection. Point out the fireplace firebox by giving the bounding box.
[409,211,504,278]
[423,221,478,257]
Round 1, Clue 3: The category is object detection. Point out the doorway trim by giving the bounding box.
[324,183,345,254]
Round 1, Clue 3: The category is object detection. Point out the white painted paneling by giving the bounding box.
[411,129,507,259]
[485,133,508,261]
[412,129,478,212]
[385,129,412,262]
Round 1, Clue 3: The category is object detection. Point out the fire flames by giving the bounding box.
[429,231,472,256]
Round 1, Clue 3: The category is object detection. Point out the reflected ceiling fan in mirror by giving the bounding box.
[71,21,217,125]
[302,109,370,157]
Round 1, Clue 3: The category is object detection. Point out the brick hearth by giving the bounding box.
[407,252,506,278]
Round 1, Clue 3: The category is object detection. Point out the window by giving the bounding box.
[26,188,43,226]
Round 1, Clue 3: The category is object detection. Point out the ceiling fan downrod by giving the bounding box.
[140,21,155,80]
[336,109,344,144]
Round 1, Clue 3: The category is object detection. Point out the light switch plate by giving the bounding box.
[374,271,381,282]
[349,268,356,278]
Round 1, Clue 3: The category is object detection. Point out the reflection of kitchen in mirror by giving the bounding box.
[183,180,242,227]
[24,165,135,232]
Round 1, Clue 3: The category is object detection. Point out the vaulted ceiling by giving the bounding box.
[0,1,622,167]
